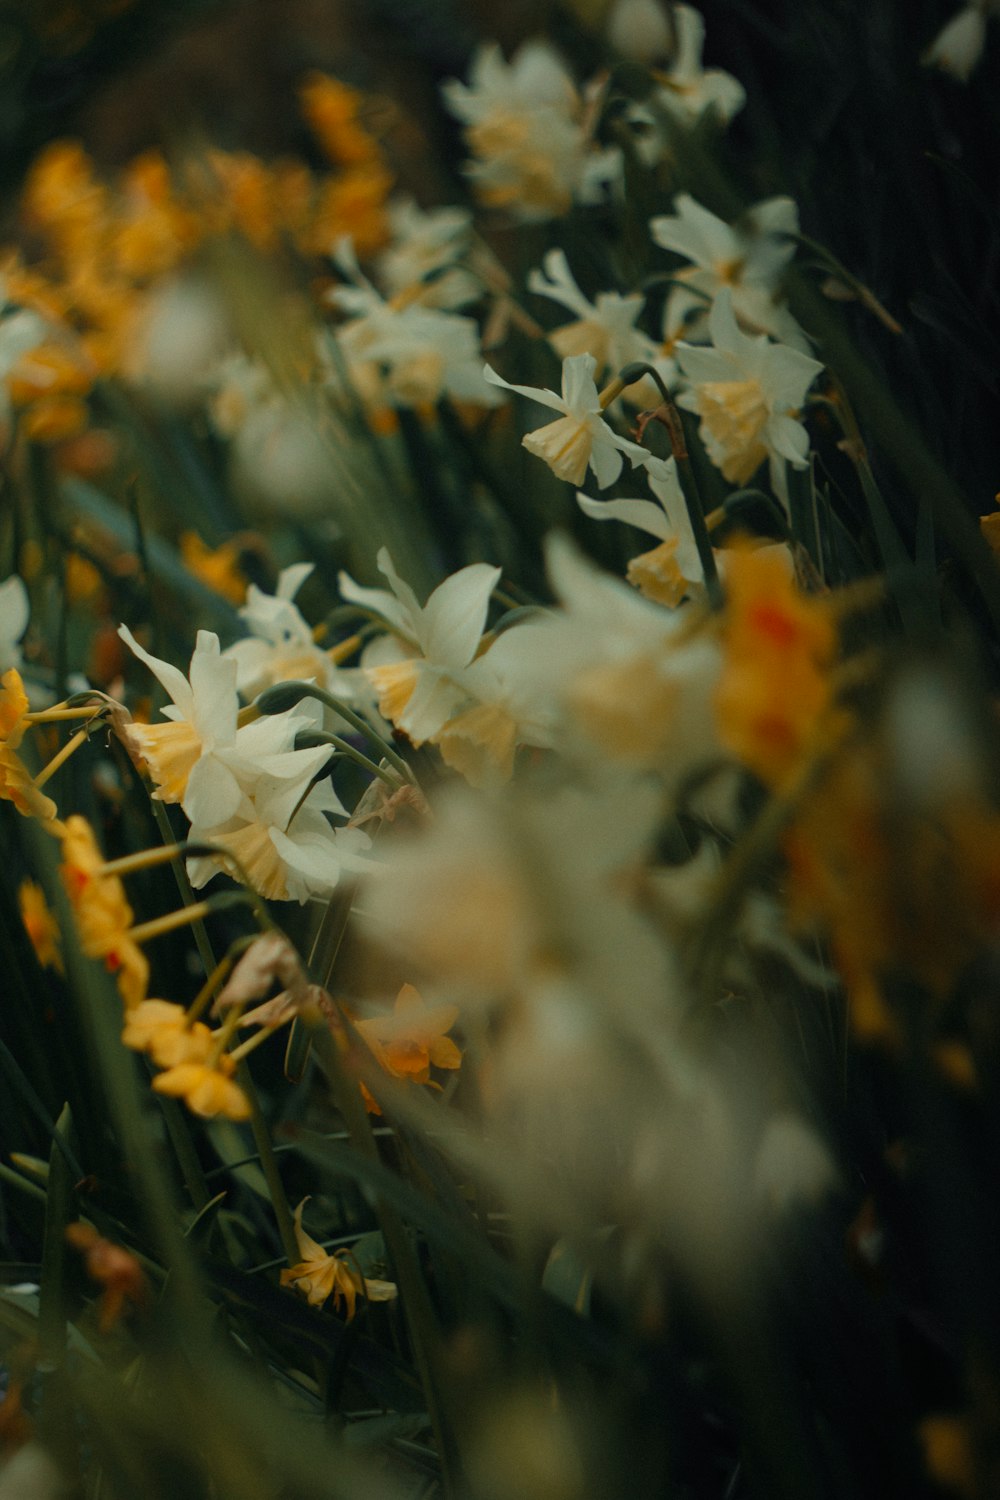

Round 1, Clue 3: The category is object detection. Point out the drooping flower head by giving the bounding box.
[280,1199,397,1318]
[485,352,649,489]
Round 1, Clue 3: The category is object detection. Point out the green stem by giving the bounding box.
[255,682,414,786]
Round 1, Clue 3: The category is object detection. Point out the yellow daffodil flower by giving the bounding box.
[280,1199,397,1318]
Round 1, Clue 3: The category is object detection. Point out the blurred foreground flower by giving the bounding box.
[923,2,996,80]
[66,1222,147,1332]
[17,880,63,974]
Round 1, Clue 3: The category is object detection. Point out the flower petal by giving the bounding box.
[422,563,501,669]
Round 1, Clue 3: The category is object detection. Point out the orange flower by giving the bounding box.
[66,1222,147,1332]
[179,531,248,606]
[280,1199,397,1318]
[299,74,384,168]
[59,814,149,1007]
[354,982,462,1114]
[121,999,214,1068]
[0,670,59,823]
[17,879,63,974]
[716,545,839,787]
[152,1053,251,1120]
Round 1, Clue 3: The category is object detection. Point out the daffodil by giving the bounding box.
[375,198,478,310]
[354,982,462,1113]
[650,193,806,347]
[441,42,621,222]
[429,622,555,789]
[121,1000,214,1068]
[280,1199,397,1318]
[187,781,372,904]
[576,453,704,607]
[0,669,58,823]
[484,353,649,489]
[18,879,63,973]
[527,250,671,398]
[715,543,839,786]
[118,625,239,809]
[328,243,503,409]
[339,548,500,745]
[152,1053,251,1121]
[675,289,823,492]
[222,562,371,707]
[59,814,149,1008]
[119,623,334,832]
[652,4,745,124]
[923,3,995,80]
[491,534,722,778]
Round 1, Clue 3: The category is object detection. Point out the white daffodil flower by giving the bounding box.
[338,549,501,745]
[484,352,649,489]
[375,198,479,310]
[527,250,674,399]
[650,194,807,348]
[188,775,371,904]
[223,562,372,708]
[653,4,745,124]
[118,626,329,828]
[328,246,502,409]
[607,0,675,62]
[576,454,704,607]
[0,575,30,670]
[923,3,994,80]
[675,289,824,493]
[429,625,557,789]
[441,42,621,222]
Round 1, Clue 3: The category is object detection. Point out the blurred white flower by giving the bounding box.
[0,574,30,669]
[675,288,823,490]
[652,4,745,124]
[375,198,479,310]
[651,193,807,347]
[442,41,621,222]
[126,275,232,406]
[328,244,502,409]
[923,3,993,80]
[0,296,49,444]
[484,352,649,488]
[533,533,722,776]
[753,1115,838,1212]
